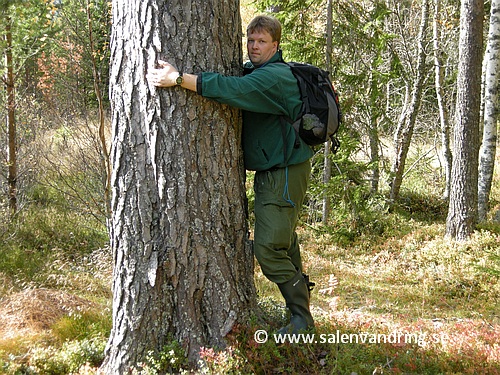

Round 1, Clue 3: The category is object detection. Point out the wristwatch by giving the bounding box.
[175,72,184,86]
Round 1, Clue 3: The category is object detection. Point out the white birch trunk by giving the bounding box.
[478,0,500,222]
[433,0,452,201]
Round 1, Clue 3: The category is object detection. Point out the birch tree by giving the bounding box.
[445,0,483,240]
[433,0,453,200]
[478,0,500,222]
[101,0,256,372]
[389,0,430,202]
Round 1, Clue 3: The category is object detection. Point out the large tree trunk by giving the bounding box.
[433,0,452,201]
[445,0,484,240]
[101,0,256,372]
[389,0,430,202]
[478,0,500,222]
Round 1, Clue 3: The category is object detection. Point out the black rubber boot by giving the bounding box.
[277,270,315,335]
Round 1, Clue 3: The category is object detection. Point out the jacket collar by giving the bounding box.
[252,49,284,69]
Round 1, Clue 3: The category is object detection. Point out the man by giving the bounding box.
[147,15,314,334]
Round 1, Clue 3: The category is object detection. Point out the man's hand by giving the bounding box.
[147,60,180,87]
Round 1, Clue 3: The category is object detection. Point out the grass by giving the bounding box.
[238,221,499,374]
[0,155,499,374]
[0,179,112,374]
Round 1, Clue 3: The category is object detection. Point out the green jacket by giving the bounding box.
[197,51,313,171]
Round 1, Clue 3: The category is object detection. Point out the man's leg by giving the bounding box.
[288,231,303,273]
[253,160,314,333]
[253,160,310,283]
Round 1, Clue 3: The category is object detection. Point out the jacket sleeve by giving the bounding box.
[198,64,300,118]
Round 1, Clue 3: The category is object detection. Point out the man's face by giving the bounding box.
[247,29,278,66]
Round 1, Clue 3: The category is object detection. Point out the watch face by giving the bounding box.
[176,75,183,85]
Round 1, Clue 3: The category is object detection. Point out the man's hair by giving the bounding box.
[247,15,282,45]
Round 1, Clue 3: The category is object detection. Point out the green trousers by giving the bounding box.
[253,160,311,284]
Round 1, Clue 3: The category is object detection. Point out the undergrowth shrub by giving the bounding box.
[129,338,189,375]
[28,337,106,375]
[0,181,108,291]
[305,134,386,245]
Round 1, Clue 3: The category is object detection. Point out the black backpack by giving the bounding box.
[281,62,342,153]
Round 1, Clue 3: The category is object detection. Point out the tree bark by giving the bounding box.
[389,0,430,202]
[478,0,500,222]
[433,0,452,201]
[101,0,256,372]
[368,66,381,194]
[322,0,333,224]
[4,16,17,216]
[445,0,484,240]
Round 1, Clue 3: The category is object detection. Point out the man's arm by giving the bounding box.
[147,60,197,92]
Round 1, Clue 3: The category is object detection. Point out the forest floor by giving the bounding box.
[248,219,500,374]
[1,218,499,374]
[0,171,499,373]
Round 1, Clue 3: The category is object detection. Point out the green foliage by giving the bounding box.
[255,0,328,66]
[45,0,111,108]
[305,130,383,243]
[0,338,106,375]
[0,181,108,291]
[130,338,189,375]
[27,338,106,374]
[2,201,107,254]
[0,0,59,67]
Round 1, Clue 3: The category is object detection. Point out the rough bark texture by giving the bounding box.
[445,0,484,240]
[101,0,255,372]
[478,0,500,221]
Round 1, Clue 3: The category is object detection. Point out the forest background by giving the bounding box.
[0,0,499,373]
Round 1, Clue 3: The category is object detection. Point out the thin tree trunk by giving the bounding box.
[390,0,430,202]
[5,16,17,216]
[478,0,500,222]
[446,0,484,240]
[368,68,381,194]
[86,0,111,219]
[322,0,333,224]
[433,0,452,201]
[101,0,255,372]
